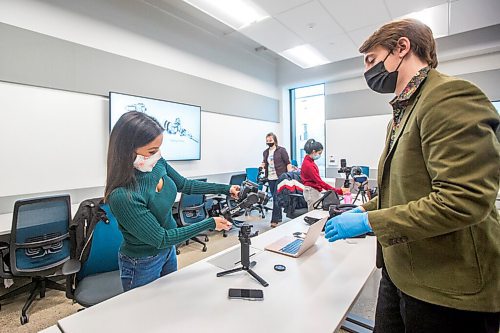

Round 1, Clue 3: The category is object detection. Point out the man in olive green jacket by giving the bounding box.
[324,19,499,332]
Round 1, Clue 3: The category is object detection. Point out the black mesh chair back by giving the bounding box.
[0,194,73,325]
[10,195,71,276]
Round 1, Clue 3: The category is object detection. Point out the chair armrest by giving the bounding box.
[61,259,81,276]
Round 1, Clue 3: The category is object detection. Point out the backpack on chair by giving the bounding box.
[66,197,124,307]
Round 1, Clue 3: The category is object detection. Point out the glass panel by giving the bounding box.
[291,84,325,177]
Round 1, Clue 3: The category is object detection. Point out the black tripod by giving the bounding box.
[352,179,369,204]
[216,224,269,287]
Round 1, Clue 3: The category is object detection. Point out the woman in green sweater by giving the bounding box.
[104,111,235,291]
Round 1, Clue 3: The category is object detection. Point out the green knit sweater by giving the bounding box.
[108,158,230,258]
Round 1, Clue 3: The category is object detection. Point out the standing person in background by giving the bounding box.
[105,111,236,292]
[301,139,348,211]
[324,19,499,332]
[261,133,293,227]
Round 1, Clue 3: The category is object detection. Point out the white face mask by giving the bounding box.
[133,151,161,172]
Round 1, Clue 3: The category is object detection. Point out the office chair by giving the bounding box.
[225,172,247,220]
[177,179,210,252]
[65,199,124,308]
[245,167,271,218]
[0,195,80,325]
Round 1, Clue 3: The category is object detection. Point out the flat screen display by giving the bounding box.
[109,92,201,161]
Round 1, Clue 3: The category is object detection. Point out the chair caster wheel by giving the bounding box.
[204,236,209,242]
[20,314,29,325]
[223,233,228,238]
[202,246,207,252]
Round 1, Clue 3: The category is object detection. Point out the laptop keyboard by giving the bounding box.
[280,239,304,254]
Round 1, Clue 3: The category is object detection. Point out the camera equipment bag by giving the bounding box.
[312,190,341,211]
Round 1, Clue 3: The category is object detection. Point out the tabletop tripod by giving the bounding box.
[216,224,269,287]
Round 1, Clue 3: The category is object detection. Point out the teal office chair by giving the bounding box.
[65,199,123,308]
[0,195,79,325]
[177,179,210,252]
[291,159,298,167]
[245,167,271,218]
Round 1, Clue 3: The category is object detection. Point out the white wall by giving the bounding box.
[325,114,392,171]
[0,81,278,199]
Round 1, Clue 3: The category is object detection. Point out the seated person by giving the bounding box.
[300,139,348,211]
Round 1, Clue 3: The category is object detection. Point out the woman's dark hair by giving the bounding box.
[104,111,164,201]
[304,139,323,154]
[266,132,278,146]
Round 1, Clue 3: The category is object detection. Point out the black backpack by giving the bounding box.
[68,198,109,266]
[313,190,341,211]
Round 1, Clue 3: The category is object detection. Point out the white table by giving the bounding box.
[57,209,376,333]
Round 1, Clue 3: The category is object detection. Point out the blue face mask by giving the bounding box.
[312,154,321,160]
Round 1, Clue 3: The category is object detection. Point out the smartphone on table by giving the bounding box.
[228,288,264,301]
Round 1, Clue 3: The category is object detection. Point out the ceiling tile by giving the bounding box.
[383,0,448,18]
[449,0,500,35]
[251,0,313,16]
[238,17,303,52]
[320,0,391,31]
[311,33,359,62]
[276,1,343,43]
[347,24,382,49]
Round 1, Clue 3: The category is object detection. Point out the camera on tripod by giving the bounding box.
[351,166,368,184]
[257,167,268,184]
[338,159,352,188]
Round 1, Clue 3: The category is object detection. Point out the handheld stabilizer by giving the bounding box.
[220,180,269,223]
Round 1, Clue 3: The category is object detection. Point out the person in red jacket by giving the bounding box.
[301,139,348,211]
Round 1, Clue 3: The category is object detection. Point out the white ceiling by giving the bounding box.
[149,0,500,68]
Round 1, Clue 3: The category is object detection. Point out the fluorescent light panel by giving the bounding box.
[182,0,269,30]
[280,44,330,69]
[402,3,449,38]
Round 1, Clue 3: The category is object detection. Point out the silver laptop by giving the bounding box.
[265,217,327,258]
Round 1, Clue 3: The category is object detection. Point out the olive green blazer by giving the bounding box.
[363,69,500,312]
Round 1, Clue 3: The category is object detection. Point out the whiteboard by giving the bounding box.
[325,114,392,169]
[0,82,109,197]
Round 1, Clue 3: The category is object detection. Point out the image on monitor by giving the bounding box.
[109,92,201,161]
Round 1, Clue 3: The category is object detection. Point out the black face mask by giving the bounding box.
[364,52,404,94]
[266,142,274,148]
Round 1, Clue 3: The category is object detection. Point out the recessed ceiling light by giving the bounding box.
[182,0,269,30]
[280,44,330,69]
[402,2,449,38]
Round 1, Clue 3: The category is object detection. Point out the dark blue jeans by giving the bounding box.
[268,179,282,223]
[374,266,500,333]
[118,246,177,292]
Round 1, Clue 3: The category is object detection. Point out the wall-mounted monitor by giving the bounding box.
[109,92,201,161]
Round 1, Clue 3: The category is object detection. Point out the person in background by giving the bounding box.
[324,18,499,332]
[104,111,236,292]
[261,132,293,227]
[300,139,348,211]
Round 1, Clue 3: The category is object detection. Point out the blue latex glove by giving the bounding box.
[324,212,372,242]
[344,206,365,214]
[324,206,365,230]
